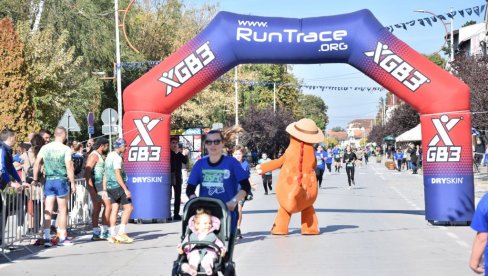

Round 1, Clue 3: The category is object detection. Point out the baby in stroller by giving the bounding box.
[177,208,226,275]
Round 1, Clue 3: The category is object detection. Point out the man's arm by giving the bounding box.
[84,154,97,188]
[115,168,131,198]
[470,232,487,274]
[32,151,43,183]
[65,149,76,193]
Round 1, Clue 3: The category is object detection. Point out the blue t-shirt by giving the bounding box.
[240,160,250,177]
[333,148,341,159]
[394,152,404,160]
[187,156,249,232]
[471,193,488,270]
[315,151,325,170]
[324,151,333,164]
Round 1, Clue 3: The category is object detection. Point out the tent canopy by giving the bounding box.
[396,124,421,142]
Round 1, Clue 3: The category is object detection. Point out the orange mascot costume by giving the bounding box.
[257,118,324,235]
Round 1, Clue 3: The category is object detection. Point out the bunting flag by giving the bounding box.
[386,4,485,32]
[120,62,386,92]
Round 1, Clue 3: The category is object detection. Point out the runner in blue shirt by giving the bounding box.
[315,145,326,187]
[332,146,342,173]
[324,148,333,174]
[394,149,404,172]
[470,193,488,274]
[186,128,251,235]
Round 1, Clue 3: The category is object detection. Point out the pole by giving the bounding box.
[414,10,449,55]
[109,109,113,150]
[273,82,276,113]
[234,66,239,145]
[450,7,454,62]
[67,114,70,144]
[115,0,123,138]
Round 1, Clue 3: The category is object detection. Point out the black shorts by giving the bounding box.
[107,186,132,205]
[334,158,341,163]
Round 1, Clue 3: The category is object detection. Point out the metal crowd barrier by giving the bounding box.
[1,178,93,261]
[68,179,93,233]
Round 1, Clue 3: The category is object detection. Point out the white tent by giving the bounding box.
[396,124,421,143]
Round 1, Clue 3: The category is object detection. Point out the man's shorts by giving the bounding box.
[107,186,131,205]
[334,158,341,163]
[44,179,69,198]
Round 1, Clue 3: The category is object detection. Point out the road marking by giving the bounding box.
[456,240,470,248]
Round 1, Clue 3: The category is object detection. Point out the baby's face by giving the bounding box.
[233,150,243,162]
[195,215,212,233]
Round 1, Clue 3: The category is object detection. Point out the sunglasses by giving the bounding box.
[205,139,222,145]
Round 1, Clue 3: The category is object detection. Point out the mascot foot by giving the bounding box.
[301,229,320,235]
[271,223,289,235]
[301,206,319,235]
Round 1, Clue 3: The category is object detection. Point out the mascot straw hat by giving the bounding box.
[286,118,325,144]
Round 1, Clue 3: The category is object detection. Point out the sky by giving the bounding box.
[188,0,486,129]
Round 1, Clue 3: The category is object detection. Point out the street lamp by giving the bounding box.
[414,10,450,56]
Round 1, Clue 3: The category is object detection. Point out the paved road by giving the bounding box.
[1,161,486,275]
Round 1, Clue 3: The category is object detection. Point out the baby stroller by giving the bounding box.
[171,197,236,276]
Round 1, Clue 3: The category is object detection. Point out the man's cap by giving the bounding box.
[114,138,126,148]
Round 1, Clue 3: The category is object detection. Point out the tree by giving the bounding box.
[425,53,446,69]
[22,25,101,132]
[240,106,295,158]
[324,136,338,147]
[298,94,328,130]
[368,103,419,145]
[332,126,345,132]
[451,55,488,129]
[0,17,36,141]
[462,20,477,27]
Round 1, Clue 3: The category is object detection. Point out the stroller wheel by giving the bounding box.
[171,260,180,276]
[223,261,236,276]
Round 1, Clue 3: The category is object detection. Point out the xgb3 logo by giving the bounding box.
[158,42,215,96]
[364,42,430,92]
[426,115,462,162]
[128,116,162,162]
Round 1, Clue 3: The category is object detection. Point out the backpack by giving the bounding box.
[72,154,84,175]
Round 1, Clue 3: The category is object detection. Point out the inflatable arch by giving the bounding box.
[123,10,474,223]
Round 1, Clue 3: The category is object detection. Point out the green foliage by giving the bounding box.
[22,25,101,133]
[424,53,446,69]
[368,103,420,145]
[0,17,37,142]
[298,94,328,130]
[462,20,477,27]
[0,0,326,146]
[332,126,345,132]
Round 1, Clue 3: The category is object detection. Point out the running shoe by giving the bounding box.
[114,234,134,243]
[91,234,103,241]
[58,239,74,246]
[107,236,118,244]
[101,232,110,240]
[236,228,243,240]
[43,239,53,248]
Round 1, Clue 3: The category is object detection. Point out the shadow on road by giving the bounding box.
[244,208,424,216]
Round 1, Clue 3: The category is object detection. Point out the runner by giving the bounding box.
[32,127,76,247]
[84,138,111,241]
[333,145,342,173]
[104,138,134,244]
